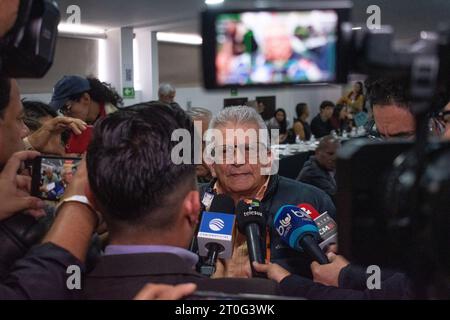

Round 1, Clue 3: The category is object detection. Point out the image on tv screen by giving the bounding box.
[215,10,338,86]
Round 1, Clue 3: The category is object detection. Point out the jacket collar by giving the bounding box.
[204,175,280,203]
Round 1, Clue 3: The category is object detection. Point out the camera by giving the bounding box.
[0,0,60,78]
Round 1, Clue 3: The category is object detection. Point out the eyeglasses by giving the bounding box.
[212,143,268,164]
[60,101,74,115]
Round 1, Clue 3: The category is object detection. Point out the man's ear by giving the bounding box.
[85,183,101,212]
[182,190,201,227]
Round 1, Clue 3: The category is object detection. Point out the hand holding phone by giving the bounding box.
[31,156,82,201]
[65,125,94,154]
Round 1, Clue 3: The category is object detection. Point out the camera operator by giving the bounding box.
[367,78,446,140]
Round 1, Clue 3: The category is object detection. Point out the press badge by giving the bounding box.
[202,192,214,210]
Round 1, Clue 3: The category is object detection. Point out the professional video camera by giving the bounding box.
[201,1,450,298]
[0,0,60,77]
[0,0,60,276]
[336,8,450,299]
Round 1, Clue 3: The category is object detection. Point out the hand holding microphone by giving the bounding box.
[311,253,350,287]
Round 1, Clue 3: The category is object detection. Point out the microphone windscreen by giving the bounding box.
[274,205,320,251]
[297,203,321,220]
[210,194,235,215]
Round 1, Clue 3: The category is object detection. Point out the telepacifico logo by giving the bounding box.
[170,121,281,175]
[209,218,225,232]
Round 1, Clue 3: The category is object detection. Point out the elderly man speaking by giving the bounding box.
[199,106,336,279]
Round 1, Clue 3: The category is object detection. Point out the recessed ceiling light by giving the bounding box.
[205,0,224,5]
[157,32,203,45]
[58,23,106,37]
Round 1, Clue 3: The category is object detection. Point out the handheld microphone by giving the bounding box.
[274,205,329,265]
[298,203,338,250]
[197,194,235,276]
[188,192,222,252]
[236,199,267,278]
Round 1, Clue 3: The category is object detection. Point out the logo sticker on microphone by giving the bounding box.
[209,218,225,232]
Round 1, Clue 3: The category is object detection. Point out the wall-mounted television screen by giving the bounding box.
[202,5,350,89]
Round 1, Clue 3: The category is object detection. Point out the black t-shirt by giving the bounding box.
[311,114,333,138]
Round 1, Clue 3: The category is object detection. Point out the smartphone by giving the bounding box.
[31,156,82,201]
[65,125,94,154]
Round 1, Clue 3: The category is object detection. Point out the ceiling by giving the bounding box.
[54,0,450,40]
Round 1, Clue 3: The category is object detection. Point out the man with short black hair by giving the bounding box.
[83,104,280,299]
[22,100,57,133]
[311,101,334,138]
[366,78,417,140]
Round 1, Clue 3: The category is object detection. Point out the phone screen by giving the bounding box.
[31,156,82,201]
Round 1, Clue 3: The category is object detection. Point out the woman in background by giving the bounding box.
[292,102,311,141]
[50,75,123,125]
[339,81,365,114]
[267,108,290,144]
[330,104,352,135]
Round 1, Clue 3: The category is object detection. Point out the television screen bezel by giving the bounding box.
[201,3,352,89]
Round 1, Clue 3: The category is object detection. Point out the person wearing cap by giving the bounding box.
[50,76,123,124]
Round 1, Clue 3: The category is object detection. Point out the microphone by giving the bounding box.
[298,203,338,250]
[274,205,329,265]
[197,194,235,276]
[188,192,221,252]
[236,199,267,278]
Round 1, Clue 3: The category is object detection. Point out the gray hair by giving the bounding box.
[245,100,258,109]
[158,83,176,96]
[186,107,212,122]
[209,106,271,147]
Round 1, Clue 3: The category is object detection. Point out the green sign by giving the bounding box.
[231,88,238,97]
[123,87,135,99]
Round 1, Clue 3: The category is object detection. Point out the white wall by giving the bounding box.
[23,85,343,121]
[175,85,344,122]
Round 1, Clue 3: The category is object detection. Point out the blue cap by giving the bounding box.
[49,76,91,111]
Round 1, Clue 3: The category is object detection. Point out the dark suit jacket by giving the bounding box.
[0,243,83,300]
[83,252,281,300]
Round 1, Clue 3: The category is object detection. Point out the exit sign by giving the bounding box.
[123,87,135,99]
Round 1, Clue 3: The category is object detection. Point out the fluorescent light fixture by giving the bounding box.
[352,27,362,30]
[58,23,107,37]
[98,39,108,82]
[156,32,203,45]
[205,0,224,5]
